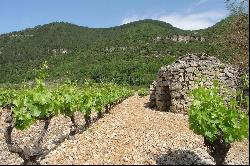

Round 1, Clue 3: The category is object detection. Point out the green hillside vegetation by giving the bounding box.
[0,17,243,87]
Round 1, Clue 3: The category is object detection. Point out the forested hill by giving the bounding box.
[0,18,234,86]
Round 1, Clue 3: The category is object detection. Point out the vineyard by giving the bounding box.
[1,92,249,165]
[0,60,249,165]
[0,80,133,130]
[0,0,249,164]
[0,64,133,164]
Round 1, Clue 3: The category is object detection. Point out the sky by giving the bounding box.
[0,0,229,34]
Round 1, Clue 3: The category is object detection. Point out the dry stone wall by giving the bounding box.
[149,53,240,114]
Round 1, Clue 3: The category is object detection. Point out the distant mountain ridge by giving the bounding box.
[0,17,234,86]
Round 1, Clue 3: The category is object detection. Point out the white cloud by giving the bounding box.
[121,11,227,30]
[121,16,141,25]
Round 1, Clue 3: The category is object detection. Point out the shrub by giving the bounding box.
[188,80,249,165]
[137,87,149,97]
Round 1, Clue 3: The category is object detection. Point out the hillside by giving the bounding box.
[0,18,233,86]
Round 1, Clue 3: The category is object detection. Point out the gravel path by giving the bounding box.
[0,94,249,165]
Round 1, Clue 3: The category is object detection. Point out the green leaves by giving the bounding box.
[0,88,16,107]
[0,76,133,130]
[188,81,249,144]
[137,87,149,97]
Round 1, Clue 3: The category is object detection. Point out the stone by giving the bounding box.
[179,76,184,82]
[158,71,164,77]
[149,53,240,114]
[163,72,172,78]
[184,76,189,81]
[225,71,234,78]
[171,67,180,72]
[179,72,184,77]
[186,67,195,73]
[219,73,226,77]
[158,81,169,86]
[189,81,195,86]
[122,157,130,162]
[150,84,156,90]
[190,61,199,67]
[170,91,182,99]
[219,76,227,81]
[170,105,176,112]
[204,81,213,87]
[149,94,156,99]
[157,77,164,82]
[178,60,186,64]
[150,90,156,95]
[170,84,182,91]
[188,75,194,81]
[160,67,167,71]
[174,75,180,79]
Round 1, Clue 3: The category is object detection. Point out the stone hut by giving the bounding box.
[149,53,240,114]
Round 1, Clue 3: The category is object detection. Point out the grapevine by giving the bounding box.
[0,64,133,165]
[188,80,249,165]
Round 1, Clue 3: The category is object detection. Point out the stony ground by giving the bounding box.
[0,95,249,165]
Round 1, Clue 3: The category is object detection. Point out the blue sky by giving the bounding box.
[0,0,229,34]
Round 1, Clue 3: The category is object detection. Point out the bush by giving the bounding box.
[188,80,249,164]
[137,87,149,97]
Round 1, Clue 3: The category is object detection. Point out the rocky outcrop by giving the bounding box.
[172,35,205,43]
[149,53,240,114]
[104,46,128,53]
[52,48,68,54]
[10,34,34,38]
[153,35,205,43]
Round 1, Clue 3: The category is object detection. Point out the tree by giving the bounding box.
[224,0,249,68]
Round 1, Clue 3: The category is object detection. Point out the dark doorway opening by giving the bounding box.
[161,86,172,111]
